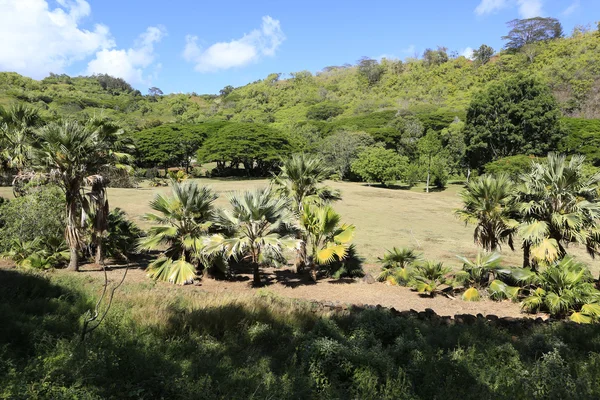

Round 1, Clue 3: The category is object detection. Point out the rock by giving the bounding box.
[454,314,477,324]
[424,308,437,318]
[486,314,499,322]
[361,273,376,284]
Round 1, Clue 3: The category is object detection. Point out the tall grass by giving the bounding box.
[2,269,600,399]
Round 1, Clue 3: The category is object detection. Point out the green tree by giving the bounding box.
[0,104,42,177]
[502,17,563,51]
[306,102,344,120]
[472,44,494,65]
[357,57,384,85]
[418,130,442,193]
[351,146,408,186]
[423,47,449,66]
[319,131,374,179]
[465,74,566,170]
[138,181,217,285]
[198,123,293,176]
[206,188,299,285]
[455,174,518,252]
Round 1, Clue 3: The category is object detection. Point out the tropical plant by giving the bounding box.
[272,154,340,272]
[516,153,600,266]
[454,252,518,301]
[300,203,355,281]
[377,247,421,285]
[0,104,41,177]
[137,180,217,285]
[518,257,600,322]
[455,174,518,252]
[412,261,452,296]
[205,187,300,285]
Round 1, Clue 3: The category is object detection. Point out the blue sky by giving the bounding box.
[0,0,597,94]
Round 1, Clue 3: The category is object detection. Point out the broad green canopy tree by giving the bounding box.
[502,17,563,51]
[351,146,408,186]
[198,123,294,176]
[465,75,566,170]
[134,123,224,172]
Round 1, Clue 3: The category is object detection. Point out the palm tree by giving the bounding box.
[273,154,340,272]
[300,204,355,281]
[455,174,518,252]
[377,247,420,284]
[137,181,217,285]
[205,187,300,285]
[31,120,127,271]
[516,153,600,266]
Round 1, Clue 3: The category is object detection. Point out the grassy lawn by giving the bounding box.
[3,179,599,273]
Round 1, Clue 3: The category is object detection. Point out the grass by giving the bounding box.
[2,268,600,399]
[3,178,598,273]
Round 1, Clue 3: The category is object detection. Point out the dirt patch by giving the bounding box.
[73,263,543,319]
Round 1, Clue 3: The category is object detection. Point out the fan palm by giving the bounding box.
[516,153,600,266]
[377,247,420,285]
[273,154,340,272]
[137,181,217,285]
[204,187,300,285]
[455,174,518,252]
[455,252,518,301]
[300,204,355,281]
[520,257,600,322]
[0,104,41,184]
[31,120,132,271]
[412,261,452,296]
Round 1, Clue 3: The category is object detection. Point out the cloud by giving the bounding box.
[474,0,545,18]
[461,47,474,60]
[0,0,114,78]
[183,16,285,72]
[475,0,509,15]
[86,26,166,85]
[562,0,580,16]
[516,0,543,18]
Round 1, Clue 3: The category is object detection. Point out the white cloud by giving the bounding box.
[516,0,543,18]
[0,0,114,78]
[183,16,285,72]
[461,47,474,60]
[86,26,166,85]
[475,0,509,15]
[562,0,580,16]
[474,0,545,18]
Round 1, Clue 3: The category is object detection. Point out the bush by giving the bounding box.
[103,208,144,260]
[306,102,344,120]
[484,155,538,178]
[404,164,423,187]
[431,160,449,188]
[0,185,65,253]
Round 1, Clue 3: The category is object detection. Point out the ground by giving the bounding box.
[1,179,598,318]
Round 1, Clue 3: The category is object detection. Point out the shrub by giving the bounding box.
[306,102,344,120]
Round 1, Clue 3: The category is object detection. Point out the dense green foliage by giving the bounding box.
[4,270,600,399]
[351,146,408,185]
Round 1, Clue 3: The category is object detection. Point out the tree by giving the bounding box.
[306,102,344,120]
[455,174,518,252]
[422,47,449,66]
[205,188,300,285]
[134,123,216,172]
[319,131,374,179]
[272,154,340,272]
[300,204,355,281]
[0,104,42,178]
[197,123,293,176]
[502,17,563,51]
[31,121,120,271]
[440,118,466,175]
[377,247,420,285]
[473,44,494,65]
[465,74,566,170]
[148,87,163,97]
[418,130,442,193]
[357,57,384,85]
[516,153,600,266]
[219,85,234,97]
[351,146,408,186]
[138,181,217,285]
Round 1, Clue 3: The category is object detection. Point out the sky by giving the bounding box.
[0,0,597,94]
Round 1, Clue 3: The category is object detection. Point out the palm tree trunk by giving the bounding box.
[95,241,103,265]
[65,192,79,271]
[294,235,307,274]
[523,242,531,268]
[252,262,261,285]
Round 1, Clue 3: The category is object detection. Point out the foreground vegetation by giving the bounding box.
[3,269,600,399]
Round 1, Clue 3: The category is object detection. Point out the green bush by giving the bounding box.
[484,154,538,178]
[306,102,344,120]
[0,185,65,253]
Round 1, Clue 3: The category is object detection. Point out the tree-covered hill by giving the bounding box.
[1,27,599,132]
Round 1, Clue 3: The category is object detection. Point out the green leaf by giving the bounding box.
[570,312,592,324]
[581,303,600,318]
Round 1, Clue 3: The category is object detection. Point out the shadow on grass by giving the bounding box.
[3,268,600,399]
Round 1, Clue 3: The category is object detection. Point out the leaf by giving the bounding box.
[333,224,355,244]
[581,303,600,318]
[167,258,197,285]
[531,238,560,263]
[570,312,592,324]
[316,243,347,265]
[462,287,481,302]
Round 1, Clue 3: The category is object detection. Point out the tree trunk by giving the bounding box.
[95,241,103,265]
[466,168,471,184]
[294,240,307,274]
[522,242,531,268]
[66,192,79,271]
[252,262,261,285]
[426,156,431,193]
